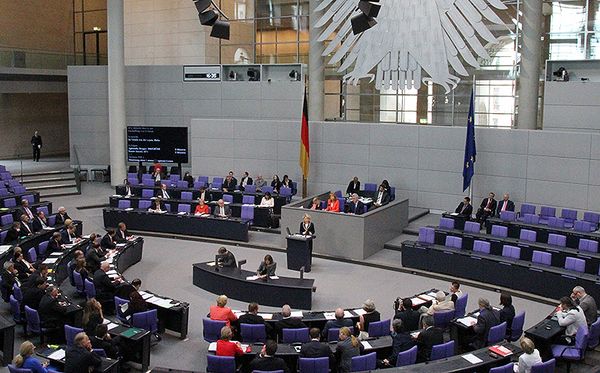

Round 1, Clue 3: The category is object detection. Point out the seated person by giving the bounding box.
[64,332,102,373]
[346,193,365,215]
[380,319,416,367]
[346,176,361,195]
[499,293,515,338]
[556,296,588,344]
[373,184,390,208]
[448,281,463,303]
[254,175,267,191]
[61,224,79,244]
[91,324,120,359]
[271,175,281,193]
[470,298,501,349]
[82,299,104,336]
[19,215,34,237]
[299,214,315,236]
[38,286,68,330]
[248,340,289,373]
[260,192,275,207]
[335,327,363,373]
[47,232,64,257]
[85,242,107,273]
[32,210,50,232]
[93,262,122,303]
[216,326,245,357]
[13,250,34,281]
[217,247,237,268]
[475,192,497,223]
[148,198,166,213]
[55,206,72,226]
[239,302,273,337]
[4,222,22,244]
[454,197,473,217]
[12,341,49,373]
[74,258,89,283]
[416,315,443,362]
[194,199,210,215]
[420,291,454,317]
[156,183,171,199]
[183,172,194,188]
[356,299,381,339]
[571,286,598,326]
[281,175,293,192]
[122,290,147,320]
[22,278,47,310]
[123,179,133,196]
[115,222,129,243]
[222,173,237,192]
[100,229,117,251]
[496,193,515,216]
[239,172,253,191]
[322,308,353,339]
[67,250,84,286]
[21,265,48,290]
[1,262,19,302]
[257,254,276,278]
[515,337,542,373]
[19,200,35,220]
[275,304,307,340]
[300,327,334,368]
[114,278,142,300]
[394,298,420,332]
[210,294,238,327]
[198,187,211,203]
[306,197,321,210]
[213,199,231,218]
[325,193,340,212]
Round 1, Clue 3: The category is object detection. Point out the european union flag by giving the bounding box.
[463,89,476,192]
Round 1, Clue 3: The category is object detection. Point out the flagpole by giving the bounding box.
[469,75,476,202]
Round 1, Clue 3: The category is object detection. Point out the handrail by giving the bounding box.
[72,145,82,194]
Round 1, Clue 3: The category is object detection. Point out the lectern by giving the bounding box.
[286,234,314,272]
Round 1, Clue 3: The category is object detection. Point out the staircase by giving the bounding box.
[14,169,80,198]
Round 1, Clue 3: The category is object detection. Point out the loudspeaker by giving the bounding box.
[358,1,381,18]
[210,20,230,40]
[199,9,218,25]
[194,0,212,13]
[351,13,377,35]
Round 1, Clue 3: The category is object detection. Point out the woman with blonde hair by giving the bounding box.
[516,337,542,373]
[325,193,340,212]
[13,341,48,372]
[209,294,238,327]
[216,326,245,357]
[82,298,104,336]
[335,327,363,373]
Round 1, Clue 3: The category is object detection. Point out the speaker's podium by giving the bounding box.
[286,232,314,273]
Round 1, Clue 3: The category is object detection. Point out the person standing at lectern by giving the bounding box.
[217,247,237,268]
[31,131,42,162]
[300,214,315,236]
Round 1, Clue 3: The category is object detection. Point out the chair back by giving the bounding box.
[12,284,22,302]
[530,358,555,373]
[170,174,181,182]
[282,327,310,343]
[241,205,254,223]
[487,321,507,345]
[24,306,41,334]
[0,188,7,197]
[350,352,376,372]
[418,227,435,244]
[9,295,22,323]
[439,217,454,229]
[430,340,455,361]
[141,173,152,180]
[327,326,354,342]
[433,310,455,328]
[565,257,586,273]
[574,324,590,352]
[65,324,84,346]
[36,206,49,216]
[142,179,155,187]
[364,183,377,192]
[454,293,468,318]
[0,231,6,244]
[519,229,537,242]
[118,200,131,209]
[540,206,556,218]
[579,238,598,253]
[367,319,390,337]
[84,278,96,299]
[206,355,236,373]
[132,309,159,333]
[396,345,417,367]
[473,240,491,254]
[177,180,188,189]
[587,318,600,349]
[547,217,565,228]
[561,209,578,223]
[532,251,552,266]
[444,236,462,249]
[8,365,33,373]
[244,185,256,193]
[21,195,34,205]
[299,357,329,373]
[240,323,267,343]
[4,198,16,208]
[523,214,540,224]
[489,362,514,373]
[139,200,152,210]
[28,248,37,263]
[203,318,226,342]
[280,187,292,197]
[223,194,233,203]
[491,225,508,238]
[178,204,191,214]
[500,211,516,221]
[73,271,85,295]
[242,195,255,204]
[509,311,526,341]
[262,186,274,194]
[1,214,13,226]
[583,212,600,226]
[501,245,521,259]
[114,296,129,323]
[212,177,224,185]
[548,234,566,247]
[141,188,154,199]
[212,182,223,190]
[193,181,205,189]
[181,191,193,200]
[463,221,480,233]
[38,241,48,256]
[574,220,593,232]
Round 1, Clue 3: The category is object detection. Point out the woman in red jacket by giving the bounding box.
[194,199,211,215]
[325,192,340,212]
[216,326,245,357]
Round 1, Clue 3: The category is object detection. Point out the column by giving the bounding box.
[108,0,126,185]
[309,0,324,121]
[516,0,543,130]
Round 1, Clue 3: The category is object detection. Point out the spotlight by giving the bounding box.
[247,68,260,81]
[289,70,299,81]
[210,19,230,40]
[351,13,377,35]
[193,0,230,40]
[228,70,237,81]
[194,0,211,13]
[199,9,218,26]
[358,1,380,18]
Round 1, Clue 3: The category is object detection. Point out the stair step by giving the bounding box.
[42,191,81,198]
[29,183,78,191]
[21,176,75,184]
[13,170,74,178]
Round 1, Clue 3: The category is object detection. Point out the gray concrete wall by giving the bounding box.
[543,82,600,133]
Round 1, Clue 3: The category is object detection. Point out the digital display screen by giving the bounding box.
[127,126,189,163]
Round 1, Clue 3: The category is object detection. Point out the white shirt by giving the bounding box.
[162,190,170,199]
[260,197,274,207]
[376,191,384,204]
[24,207,34,219]
[517,349,542,373]
[557,306,588,336]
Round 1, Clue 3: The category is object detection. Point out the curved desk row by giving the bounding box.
[0,220,82,260]
[401,240,600,302]
[193,262,315,309]
[103,208,249,242]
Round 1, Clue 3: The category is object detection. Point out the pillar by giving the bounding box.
[107,0,126,185]
[309,0,324,121]
[516,0,543,130]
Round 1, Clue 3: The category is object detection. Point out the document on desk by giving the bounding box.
[139,291,153,300]
[116,243,127,248]
[353,308,367,316]
[258,313,273,320]
[208,342,217,352]
[155,298,177,308]
[419,294,435,301]
[344,311,353,318]
[125,207,134,211]
[107,322,119,331]
[410,297,427,306]
[462,353,483,364]
[426,291,438,298]
[291,311,303,318]
[269,276,279,280]
[457,316,477,327]
[410,331,420,339]
[0,245,11,255]
[49,252,62,257]
[107,270,118,275]
[323,312,336,320]
[43,227,55,231]
[361,341,373,349]
[43,258,58,264]
[48,349,66,360]
[246,275,260,281]
[206,261,216,266]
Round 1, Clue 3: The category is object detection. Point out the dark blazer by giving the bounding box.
[248,355,289,373]
[239,313,265,325]
[416,326,444,361]
[299,222,315,235]
[300,340,334,366]
[500,304,515,337]
[4,228,19,244]
[61,230,76,244]
[213,204,232,218]
[115,229,129,243]
[455,202,473,217]
[394,308,420,332]
[93,269,117,301]
[14,260,33,280]
[86,248,106,273]
[47,239,62,257]
[21,271,44,289]
[100,234,116,250]
[64,345,102,373]
[495,200,515,216]
[32,217,49,232]
[346,200,365,215]
[479,198,497,212]
[374,190,390,206]
[0,270,17,302]
[346,181,361,195]
[322,318,353,338]
[156,189,171,199]
[257,262,277,277]
[91,336,120,359]
[38,294,67,327]
[217,252,237,268]
[275,317,307,339]
[20,222,34,237]
[22,286,45,310]
[55,213,71,226]
[222,178,237,191]
[472,308,501,349]
[240,176,253,189]
[387,332,416,365]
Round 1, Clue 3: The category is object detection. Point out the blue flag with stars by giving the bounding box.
[463,89,476,192]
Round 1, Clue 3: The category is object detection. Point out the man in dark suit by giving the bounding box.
[394,298,420,332]
[19,199,35,221]
[19,215,34,238]
[416,315,444,362]
[115,222,129,243]
[300,327,334,368]
[156,183,171,199]
[346,176,361,195]
[22,278,46,310]
[217,247,237,268]
[373,184,390,208]
[454,197,473,218]
[61,224,78,244]
[32,210,49,232]
[47,232,64,257]
[495,193,515,216]
[101,229,117,251]
[240,172,253,191]
[31,131,42,162]
[21,265,48,289]
[55,206,71,226]
[93,262,122,303]
[275,304,307,340]
[471,298,500,349]
[475,192,497,223]
[381,319,416,367]
[4,222,21,244]
[222,174,237,192]
[38,286,68,329]
[322,308,353,339]
[213,199,232,218]
[239,302,265,325]
[346,194,365,215]
[64,332,102,373]
[86,242,107,273]
[91,324,120,359]
[247,340,289,373]
[572,286,597,325]
[0,262,19,302]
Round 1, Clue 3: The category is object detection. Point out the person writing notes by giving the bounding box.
[257,254,277,278]
[300,214,315,236]
[260,192,275,207]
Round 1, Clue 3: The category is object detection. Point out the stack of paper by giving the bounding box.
[139,292,153,300]
[457,316,477,327]
[291,311,303,317]
[258,313,273,320]
[208,342,217,352]
[344,311,353,318]
[419,294,435,301]
[269,276,280,280]
[206,262,216,266]
[0,245,11,255]
[410,297,426,306]
[43,258,58,264]
[323,312,336,320]
[462,353,483,364]
[410,331,420,339]
[246,275,260,281]
[353,308,367,316]
[361,341,372,349]
[107,322,119,331]
[48,349,66,360]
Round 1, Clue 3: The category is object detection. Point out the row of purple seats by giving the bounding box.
[518,204,600,230]
[501,210,598,233]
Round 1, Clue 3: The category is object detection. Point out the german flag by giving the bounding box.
[299,88,310,178]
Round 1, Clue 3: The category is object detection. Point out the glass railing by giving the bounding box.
[0,47,107,70]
